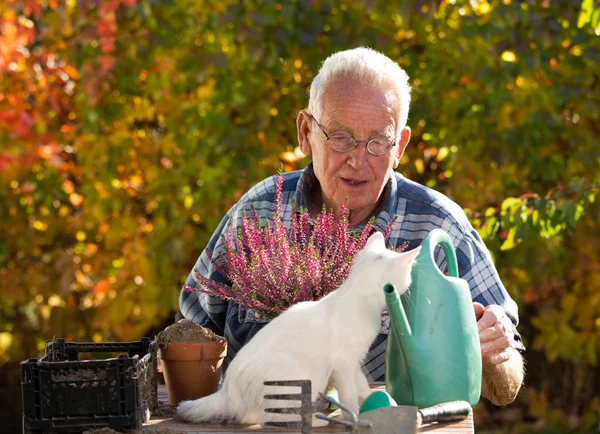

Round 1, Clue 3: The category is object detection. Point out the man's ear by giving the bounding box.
[393,126,411,169]
[297,110,313,156]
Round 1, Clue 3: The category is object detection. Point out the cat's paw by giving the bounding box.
[176,400,200,423]
[312,414,329,428]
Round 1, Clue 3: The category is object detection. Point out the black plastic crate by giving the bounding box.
[21,338,158,433]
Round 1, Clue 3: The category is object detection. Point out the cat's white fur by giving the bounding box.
[177,231,420,427]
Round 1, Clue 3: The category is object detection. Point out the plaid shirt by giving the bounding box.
[180,163,524,382]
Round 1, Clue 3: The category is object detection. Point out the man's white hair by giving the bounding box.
[308,47,412,132]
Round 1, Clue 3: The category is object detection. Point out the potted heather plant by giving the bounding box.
[184,174,403,318]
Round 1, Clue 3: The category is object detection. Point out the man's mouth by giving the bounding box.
[341,177,367,187]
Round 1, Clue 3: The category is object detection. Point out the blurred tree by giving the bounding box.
[0,0,598,431]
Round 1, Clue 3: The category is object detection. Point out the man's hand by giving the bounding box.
[473,302,524,406]
[473,302,515,365]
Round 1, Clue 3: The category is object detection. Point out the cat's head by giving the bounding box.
[352,232,421,296]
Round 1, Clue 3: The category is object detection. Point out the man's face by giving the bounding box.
[298,78,410,225]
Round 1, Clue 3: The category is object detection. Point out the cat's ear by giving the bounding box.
[365,231,385,248]
[400,246,421,264]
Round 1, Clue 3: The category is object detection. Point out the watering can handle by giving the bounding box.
[419,229,460,278]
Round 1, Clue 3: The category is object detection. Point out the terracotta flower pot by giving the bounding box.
[158,339,227,406]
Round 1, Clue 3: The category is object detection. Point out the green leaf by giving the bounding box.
[592,8,600,30]
[577,0,594,28]
[500,227,519,251]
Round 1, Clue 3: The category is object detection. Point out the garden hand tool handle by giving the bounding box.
[418,400,472,423]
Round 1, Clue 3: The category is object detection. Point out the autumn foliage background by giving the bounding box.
[1,0,599,432]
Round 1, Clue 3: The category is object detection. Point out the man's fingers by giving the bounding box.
[481,334,512,355]
[477,308,499,332]
[476,304,517,366]
[473,302,485,320]
[479,321,507,342]
[477,304,505,332]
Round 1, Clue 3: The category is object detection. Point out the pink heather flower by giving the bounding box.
[185,175,404,317]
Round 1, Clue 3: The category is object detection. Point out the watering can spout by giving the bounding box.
[383,283,412,337]
[383,282,417,404]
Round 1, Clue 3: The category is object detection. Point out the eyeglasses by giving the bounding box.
[308,113,397,156]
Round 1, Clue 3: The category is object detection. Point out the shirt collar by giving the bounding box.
[295,162,400,233]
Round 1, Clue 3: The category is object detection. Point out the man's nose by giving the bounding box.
[347,141,369,168]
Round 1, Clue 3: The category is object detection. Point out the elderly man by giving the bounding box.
[180,47,524,406]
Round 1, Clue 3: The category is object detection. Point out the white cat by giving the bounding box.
[177,231,420,427]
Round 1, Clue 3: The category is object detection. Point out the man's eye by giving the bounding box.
[331,136,353,145]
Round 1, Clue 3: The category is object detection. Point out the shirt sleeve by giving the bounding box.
[179,209,233,336]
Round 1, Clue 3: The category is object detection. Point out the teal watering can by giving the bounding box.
[384,229,482,408]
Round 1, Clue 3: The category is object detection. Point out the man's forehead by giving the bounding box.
[320,84,399,134]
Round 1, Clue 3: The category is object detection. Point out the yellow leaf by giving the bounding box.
[69,193,83,207]
[436,146,449,161]
[129,174,143,187]
[62,180,74,194]
[0,332,14,356]
[40,305,51,321]
[48,295,64,307]
[32,220,48,231]
[501,50,517,62]
[280,151,303,163]
[196,79,216,99]
[414,158,425,174]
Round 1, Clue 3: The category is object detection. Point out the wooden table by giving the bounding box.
[138,385,474,433]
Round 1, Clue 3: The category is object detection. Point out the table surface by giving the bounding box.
[137,385,474,434]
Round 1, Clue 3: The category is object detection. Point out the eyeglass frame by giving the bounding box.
[307,112,398,156]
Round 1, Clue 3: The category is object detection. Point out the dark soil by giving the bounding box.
[155,319,222,344]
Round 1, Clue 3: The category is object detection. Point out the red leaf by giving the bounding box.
[93,280,111,296]
[14,111,34,138]
[99,55,116,74]
[0,153,16,171]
